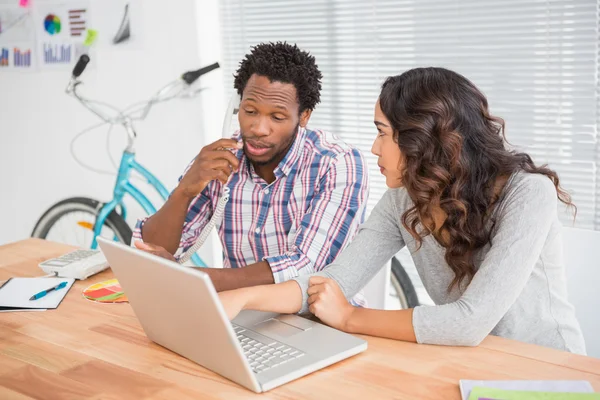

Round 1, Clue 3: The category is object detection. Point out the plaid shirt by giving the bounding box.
[134,127,369,306]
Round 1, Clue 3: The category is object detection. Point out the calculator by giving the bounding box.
[38,249,109,280]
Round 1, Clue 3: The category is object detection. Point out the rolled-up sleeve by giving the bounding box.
[131,159,216,261]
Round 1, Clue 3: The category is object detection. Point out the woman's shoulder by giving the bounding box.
[385,187,413,210]
[492,171,560,228]
[504,171,557,204]
[379,171,558,216]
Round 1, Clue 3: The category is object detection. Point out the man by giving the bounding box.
[133,42,369,306]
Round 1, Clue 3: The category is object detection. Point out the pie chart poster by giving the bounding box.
[35,1,91,71]
[0,0,142,73]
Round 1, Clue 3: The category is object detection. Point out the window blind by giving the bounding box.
[219,0,599,229]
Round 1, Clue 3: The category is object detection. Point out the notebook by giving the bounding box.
[460,380,595,400]
[0,277,75,311]
[468,387,600,400]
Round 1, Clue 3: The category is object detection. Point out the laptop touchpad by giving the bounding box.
[253,318,303,337]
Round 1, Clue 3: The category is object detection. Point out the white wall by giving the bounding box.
[563,227,600,359]
[0,0,222,265]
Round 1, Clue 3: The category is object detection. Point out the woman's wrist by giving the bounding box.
[240,287,258,310]
[342,304,358,333]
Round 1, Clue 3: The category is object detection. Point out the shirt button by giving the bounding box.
[255,228,261,234]
[264,189,270,195]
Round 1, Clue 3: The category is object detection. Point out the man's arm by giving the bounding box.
[134,138,242,255]
[204,261,274,291]
[133,241,274,291]
[140,189,197,254]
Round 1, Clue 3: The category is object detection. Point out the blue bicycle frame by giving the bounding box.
[89,150,207,267]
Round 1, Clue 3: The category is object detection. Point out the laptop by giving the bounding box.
[97,238,367,393]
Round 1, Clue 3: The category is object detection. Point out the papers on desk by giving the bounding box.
[469,387,600,399]
[460,380,597,400]
[0,277,75,311]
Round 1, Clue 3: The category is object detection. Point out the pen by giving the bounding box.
[29,281,68,301]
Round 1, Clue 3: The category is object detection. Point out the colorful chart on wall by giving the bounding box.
[0,0,143,73]
[43,14,61,35]
[34,1,90,70]
[0,2,35,71]
[83,278,128,303]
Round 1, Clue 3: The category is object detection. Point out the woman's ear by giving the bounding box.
[395,147,406,186]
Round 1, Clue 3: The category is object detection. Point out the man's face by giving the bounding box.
[238,74,310,167]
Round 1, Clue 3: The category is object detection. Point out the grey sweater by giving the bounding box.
[294,172,586,354]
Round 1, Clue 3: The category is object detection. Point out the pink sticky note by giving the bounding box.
[19,0,29,8]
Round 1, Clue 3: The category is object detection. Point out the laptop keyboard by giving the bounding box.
[233,325,305,374]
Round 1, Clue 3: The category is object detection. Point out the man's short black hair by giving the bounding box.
[233,42,322,113]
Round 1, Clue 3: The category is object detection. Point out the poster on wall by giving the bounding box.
[34,1,91,70]
[0,0,142,73]
[0,3,36,71]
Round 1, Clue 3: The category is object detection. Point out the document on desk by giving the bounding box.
[0,277,75,311]
[468,386,600,400]
[460,380,594,400]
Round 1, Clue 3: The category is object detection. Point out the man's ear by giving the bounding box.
[299,109,312,128]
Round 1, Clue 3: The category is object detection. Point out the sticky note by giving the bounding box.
[83,29,98,46]
[19,0,29,7]
[83,287,115,299]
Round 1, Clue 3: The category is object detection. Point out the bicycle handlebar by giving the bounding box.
[181,62,220,84]
[67,56,220,120]
[66,55,220,149]
[72,54,90,78]
[71,55,219,86]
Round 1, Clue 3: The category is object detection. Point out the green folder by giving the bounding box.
[469,386,600,400]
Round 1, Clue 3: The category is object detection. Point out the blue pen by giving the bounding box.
[29,281,68,301]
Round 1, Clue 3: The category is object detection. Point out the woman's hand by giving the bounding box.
[218,289,249,320]
[307,276,355,331]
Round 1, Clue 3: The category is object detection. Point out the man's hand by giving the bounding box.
[176,138,243,199]
[134,241,177,262]
[307,276,355,331]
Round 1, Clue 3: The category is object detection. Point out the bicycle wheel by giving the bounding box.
[389,256,420,309]
[32,197,132,248]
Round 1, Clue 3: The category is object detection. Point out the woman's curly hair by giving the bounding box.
[379,67,574,290]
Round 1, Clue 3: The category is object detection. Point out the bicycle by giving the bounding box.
[31,55,220,267]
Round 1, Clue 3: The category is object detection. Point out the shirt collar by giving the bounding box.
[238,126,307,182]
[274,126,306,178]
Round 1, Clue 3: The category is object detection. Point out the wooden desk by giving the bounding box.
[0,239,599,399]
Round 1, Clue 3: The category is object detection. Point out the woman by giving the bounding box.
[219,67,586,354]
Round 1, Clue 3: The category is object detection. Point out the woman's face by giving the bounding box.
[371,100,404,188]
